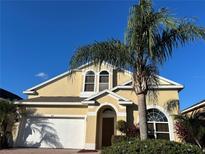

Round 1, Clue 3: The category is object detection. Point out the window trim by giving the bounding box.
[99,70,109,91]
[83,70,96,92]
[146,105,174,141]
[147,121,170,139]
[147,108,168,122]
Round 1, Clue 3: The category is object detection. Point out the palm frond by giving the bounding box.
[70,0,205,95]
[126,1,205,65]
[153,20,205,64]
[70,39,130,70]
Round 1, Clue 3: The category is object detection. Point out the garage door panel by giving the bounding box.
[17,117,85,149]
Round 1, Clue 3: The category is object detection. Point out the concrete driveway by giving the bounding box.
[0,148,100,154]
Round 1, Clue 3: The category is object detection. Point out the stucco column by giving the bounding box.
[116,105,127,135]
[85,113,97,150]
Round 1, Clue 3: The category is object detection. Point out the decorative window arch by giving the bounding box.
[99,71,109,91]
[147,108,170,140]
[84,71,95,92]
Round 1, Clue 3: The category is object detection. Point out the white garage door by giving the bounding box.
[17,117,85,149]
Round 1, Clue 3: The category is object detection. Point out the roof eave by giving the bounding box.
[118,101,133,105]
[181,101,205,114]
[15,101,86,106]
[112,85,184,91]
[81,100,95,104]
[23,91,36,94]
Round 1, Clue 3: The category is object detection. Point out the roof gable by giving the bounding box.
[24,62,112,94]
[24,62,183,94]
[24,71,72,94]
[85,89,129,101]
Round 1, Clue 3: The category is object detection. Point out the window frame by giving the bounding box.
[147,108,170,140]
[147,121,170,139]
[84,70,95,92]
[99,70,109,91]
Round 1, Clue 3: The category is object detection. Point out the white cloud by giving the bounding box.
[35,72,48,80]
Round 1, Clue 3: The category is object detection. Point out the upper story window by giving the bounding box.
[84,71,95,92]
[99,71,109,91]
[147,108,170,140]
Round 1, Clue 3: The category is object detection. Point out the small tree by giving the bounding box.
[0,99,19,148]
[175,111,205,149]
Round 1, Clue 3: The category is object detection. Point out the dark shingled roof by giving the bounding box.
[20,96,85,102]
[0,88,22,100]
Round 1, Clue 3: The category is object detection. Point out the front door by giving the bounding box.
[102,117,114,147]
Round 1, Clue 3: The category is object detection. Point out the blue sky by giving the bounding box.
[1,0,205,110]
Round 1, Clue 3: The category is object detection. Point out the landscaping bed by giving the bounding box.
[102,138,203,154]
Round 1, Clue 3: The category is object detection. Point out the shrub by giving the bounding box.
[116,120,127,134]
[111,135,137,145]
[116,120,140,137]
[102,138,203,154]
[126,124,140,137]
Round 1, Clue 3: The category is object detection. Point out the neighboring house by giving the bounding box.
[15,62,184,150]
[0,88,22,101]
[181,100,205,116]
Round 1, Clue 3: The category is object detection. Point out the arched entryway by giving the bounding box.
[96,105,116,149]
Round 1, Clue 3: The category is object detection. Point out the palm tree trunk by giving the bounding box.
[137,93,148,140]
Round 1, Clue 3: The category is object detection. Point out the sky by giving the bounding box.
[1,0,205,110]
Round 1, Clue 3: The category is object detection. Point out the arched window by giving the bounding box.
[84,71,95,91]
[99,71,109,91]
[147,108,170,140]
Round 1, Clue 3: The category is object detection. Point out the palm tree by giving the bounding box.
[69,0,205,140]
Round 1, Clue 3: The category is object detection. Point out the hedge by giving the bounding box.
[102,138,203,154]
[111,135,138,145]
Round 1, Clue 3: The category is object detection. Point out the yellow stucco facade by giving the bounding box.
[17,62,183,149]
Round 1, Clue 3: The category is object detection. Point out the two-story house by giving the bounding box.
[15,62,183,150]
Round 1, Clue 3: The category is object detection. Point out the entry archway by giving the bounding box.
[96,105,116,149]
